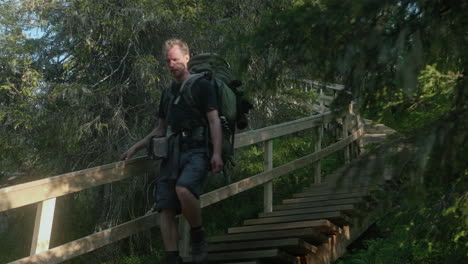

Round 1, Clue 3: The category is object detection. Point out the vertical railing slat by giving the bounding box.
[263,140,273,213]
[314,125,323,184]
[343,106,351,164]
[30,198,56,256]
[179,216,190,257]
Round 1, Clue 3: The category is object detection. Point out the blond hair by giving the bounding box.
[163,38,189,56]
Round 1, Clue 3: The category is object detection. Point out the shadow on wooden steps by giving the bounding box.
[181,121,397,263]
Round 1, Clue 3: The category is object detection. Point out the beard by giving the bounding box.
[170,63,187,80]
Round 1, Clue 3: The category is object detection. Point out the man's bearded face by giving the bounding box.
[166,46,189,81]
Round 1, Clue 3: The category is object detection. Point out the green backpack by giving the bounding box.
[178,53,252,164]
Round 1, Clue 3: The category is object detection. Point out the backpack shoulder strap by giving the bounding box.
[174,73,208,106]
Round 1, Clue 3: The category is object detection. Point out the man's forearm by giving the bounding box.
[208,116,222,156]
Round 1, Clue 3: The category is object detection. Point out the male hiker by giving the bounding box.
[120,38,223,264]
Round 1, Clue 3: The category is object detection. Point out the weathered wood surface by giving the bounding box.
[201,127,365,208]
[4,108,369,264]
[208,238,317,256]
[263,140,273,213]
[184,249,297,264]
[234,112,333,148]
[209,227,328,245]
[30,198,56,255]
[259,204,356,218]
[273,197,363,211]
[0,157,152,212]
[10,212,160,264]
[228,220,337,235]
[243,211,351,227]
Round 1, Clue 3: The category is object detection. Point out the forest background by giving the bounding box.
[0,0,466,263]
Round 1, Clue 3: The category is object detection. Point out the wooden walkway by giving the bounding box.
[1,94,400,264]
[184,120,396,264]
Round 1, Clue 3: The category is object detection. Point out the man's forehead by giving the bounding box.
[166,46,185,56]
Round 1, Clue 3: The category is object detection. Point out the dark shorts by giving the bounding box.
[155,147,209,213]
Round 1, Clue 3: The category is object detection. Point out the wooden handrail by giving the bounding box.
[0,157,152,212]
[234,112,333,148]
[3,104,363,264]
[0,112,334,212]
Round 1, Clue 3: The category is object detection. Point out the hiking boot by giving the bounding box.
[191,228,208,264]
[191,239,207,264]
[165,252,184,264]
[176,256,184,264]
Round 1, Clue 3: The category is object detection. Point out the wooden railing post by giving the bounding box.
[179,216,190,257]
[319,87,325,113]
[314,124,323,184]
[30,198,56,255]
[343,106,351,164]
[263,140,273,213]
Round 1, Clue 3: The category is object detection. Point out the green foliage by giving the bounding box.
[365,64,458,134]
[1,0,467,263]
[338,178,468,264]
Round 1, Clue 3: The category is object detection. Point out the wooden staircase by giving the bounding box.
[183,121,396,264]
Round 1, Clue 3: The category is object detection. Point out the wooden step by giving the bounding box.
[220,262,259,264]
[222,262,260,264]
[228,220,337,235]
[283,192,369,204]
[308,176,383,188]
[273,197,363,211]
[183,249,297,264]
[244,211,351,227]
[296,187,373,197]
[302,184,378,193]
[293,190,369,199]
[209,227,327,245]
[261,204,356,218]
[362,134,388,144]
[208,238,317,255]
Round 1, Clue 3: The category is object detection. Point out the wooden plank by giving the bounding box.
[30,198,56,255]
[300,79,345,91]
[10,212,160,264]
[319,94,334,101]
[208,238,317,255]
[264,140,273,213]
[179,216,191,257]
[209,227,327,245]
[228,220,337,234]
[244,211,351,227]
[314,125,323,184]
[294,187,373,198]
[183,249,297,264]
[201,128,365,208]
[0,157,152,212]
[222,262,260,264]
[282,192,369,204]
[259,204,356,218]
[302,185,378,193]
[343,114,350,164]
[273,198,363,211]
[234,112,333,148]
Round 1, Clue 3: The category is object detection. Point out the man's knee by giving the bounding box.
[175,185,194,200]
[160,208,177,220]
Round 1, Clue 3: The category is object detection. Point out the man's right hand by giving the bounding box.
[119,148,136,161]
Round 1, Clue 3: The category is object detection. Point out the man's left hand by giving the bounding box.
[211,154,224,173]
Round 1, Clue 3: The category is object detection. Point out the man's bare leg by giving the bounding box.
[175,186,202,227]
[176,186,207,263]
[160,208,179,251]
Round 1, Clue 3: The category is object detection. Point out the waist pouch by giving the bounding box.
[148,127,206,160]
[149,136,169,159]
